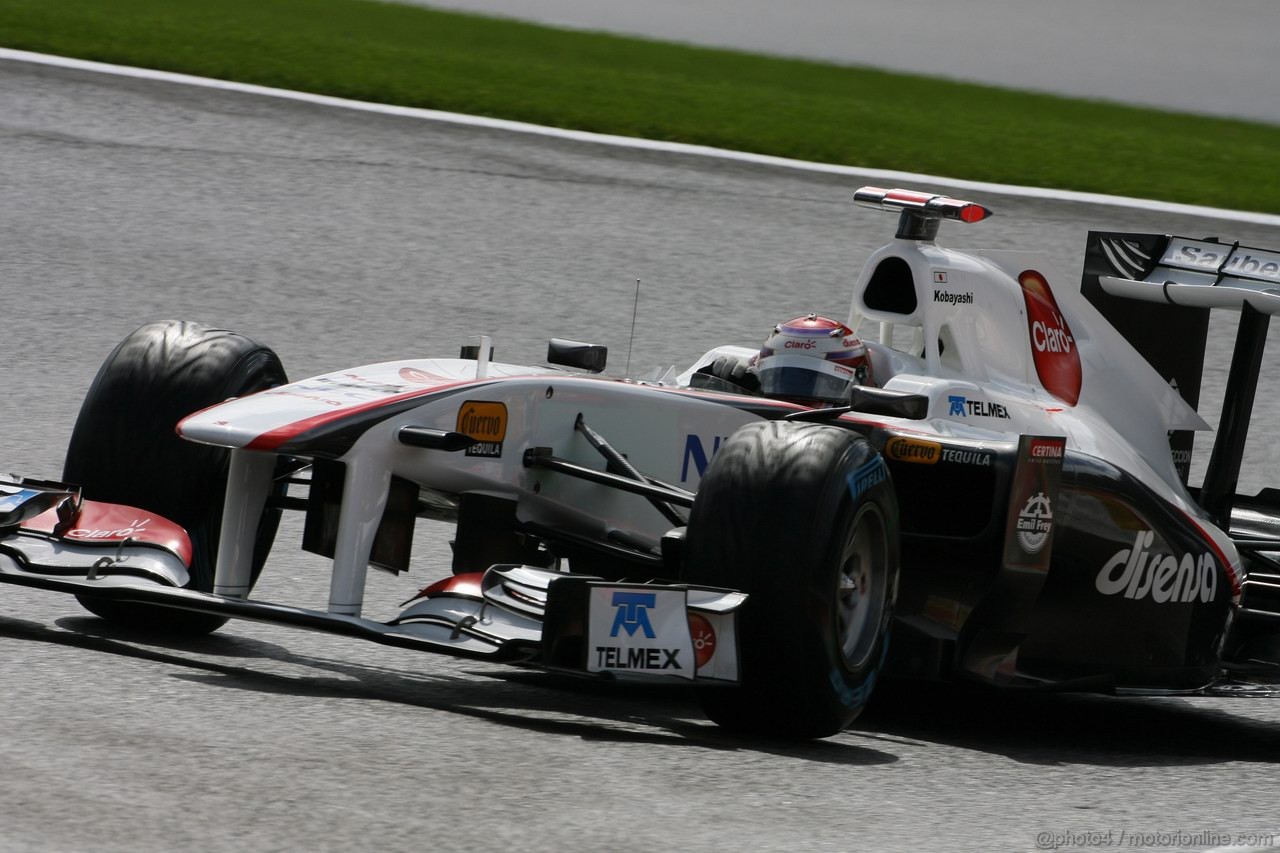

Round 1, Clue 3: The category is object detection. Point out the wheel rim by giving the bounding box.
[835,503,888,670]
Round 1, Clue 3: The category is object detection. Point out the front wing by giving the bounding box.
[0,518,745,683]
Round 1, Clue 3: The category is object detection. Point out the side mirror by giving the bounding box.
[547,339,608,373]
[848,385,930,419]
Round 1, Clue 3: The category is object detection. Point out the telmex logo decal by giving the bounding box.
[947,395,1010,419]
[1019,270,1082,406]
[610,591,657,639]
[1095,531,1217,604]
[595,591,683,670]
[588,587,695,678]
[885,436,941,464]
[456,401,507,458]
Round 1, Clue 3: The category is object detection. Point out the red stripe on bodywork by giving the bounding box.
[1182,511,1243,602]
[243,378,486,451]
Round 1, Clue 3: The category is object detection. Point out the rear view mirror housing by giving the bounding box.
[547,339,608,373]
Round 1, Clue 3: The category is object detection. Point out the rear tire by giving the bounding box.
[682,420,899,738]
[64,321,287,634]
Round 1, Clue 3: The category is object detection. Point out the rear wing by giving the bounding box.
[1097,237,1280,314]
[1083,233,1279,530]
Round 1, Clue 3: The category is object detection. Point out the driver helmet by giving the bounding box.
[756,314,874,404]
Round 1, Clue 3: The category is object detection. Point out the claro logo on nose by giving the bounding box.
[1095,531,1217,604]
[66,518,150,539]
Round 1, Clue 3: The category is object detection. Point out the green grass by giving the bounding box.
[3,0,1278,212]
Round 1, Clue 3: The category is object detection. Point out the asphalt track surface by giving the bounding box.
[406,0,1280,126]
[3,59,1280,853]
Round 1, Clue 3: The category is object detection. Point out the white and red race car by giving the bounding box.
[4,187,1279,738]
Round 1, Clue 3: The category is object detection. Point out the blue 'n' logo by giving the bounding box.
[610,591,657,638]
[681,434,731,482]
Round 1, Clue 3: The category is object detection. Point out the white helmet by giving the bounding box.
[756,314,873,404]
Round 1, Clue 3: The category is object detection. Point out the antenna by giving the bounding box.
[624,279,640,377]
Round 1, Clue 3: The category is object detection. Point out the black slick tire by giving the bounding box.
[63,321,287,634]
[682,420,899,738]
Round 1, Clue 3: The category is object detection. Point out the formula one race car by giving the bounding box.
[4,187,1280,739]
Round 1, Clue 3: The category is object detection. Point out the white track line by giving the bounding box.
[4,46,1279,228]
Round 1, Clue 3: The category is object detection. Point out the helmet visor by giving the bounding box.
[756,355,855,404]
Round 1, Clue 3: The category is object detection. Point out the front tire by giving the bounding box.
[682,421,899,738]
[64,321,287,634]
